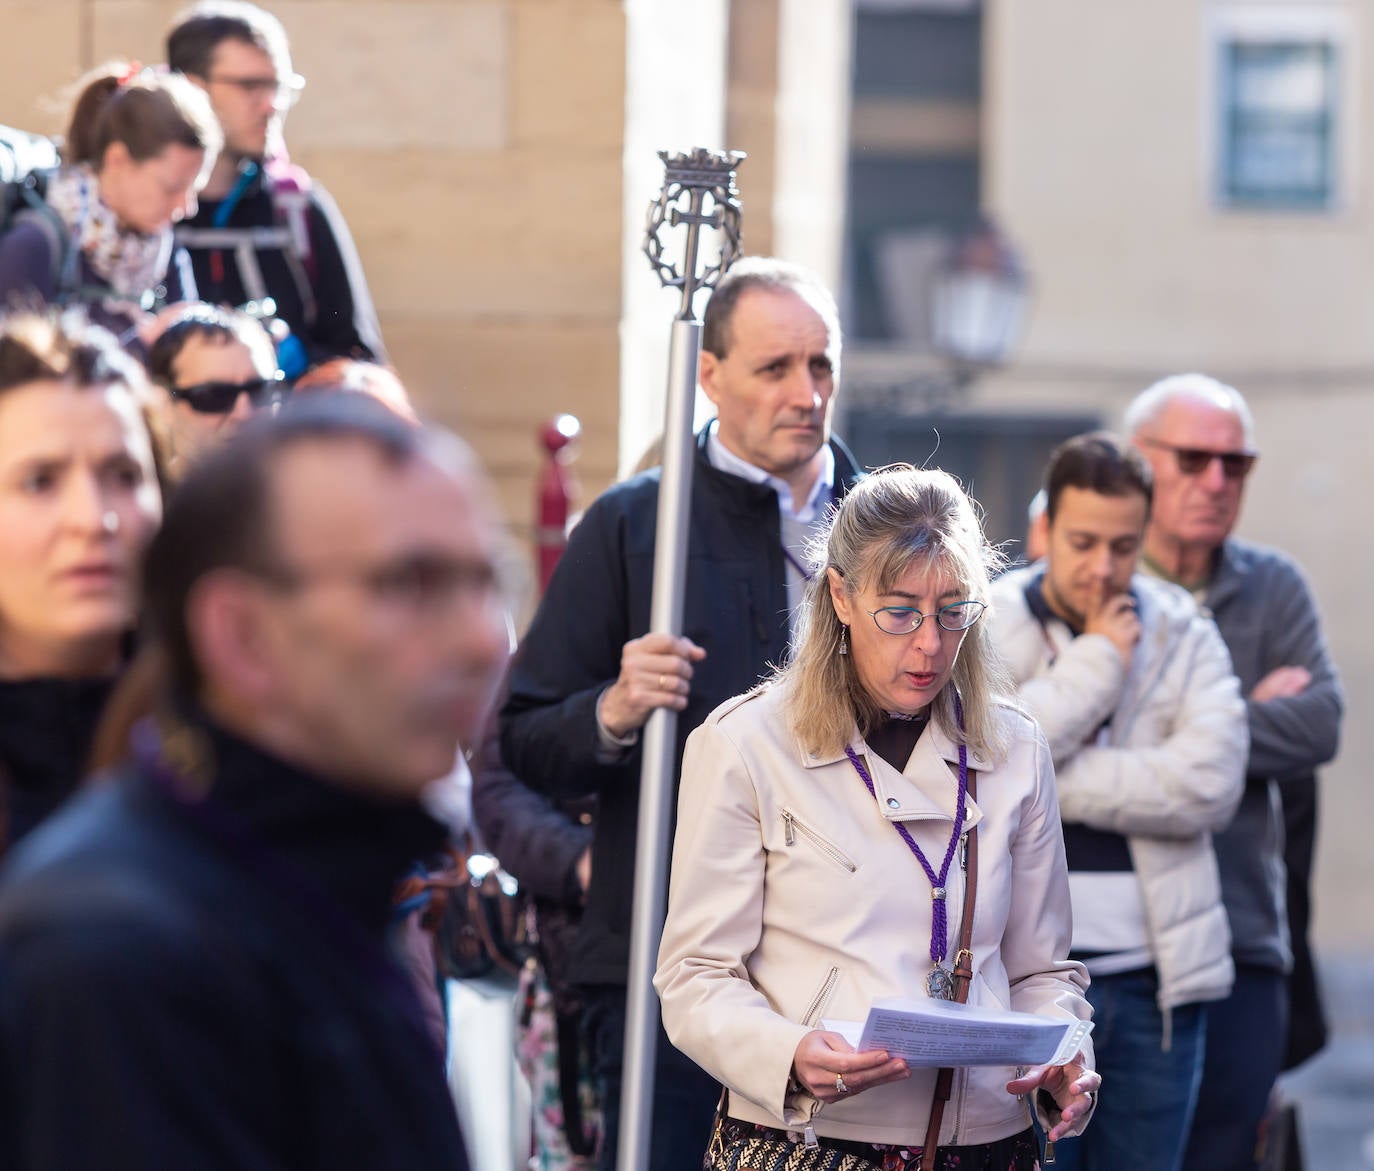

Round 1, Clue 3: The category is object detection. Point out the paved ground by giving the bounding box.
[1279,951,1374,1169]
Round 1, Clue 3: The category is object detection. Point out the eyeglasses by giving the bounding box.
[263,552,504,618]
[866,600,986,636]
[206,72,306,109]
[1139,438,1257,481]
[169,375,284,415]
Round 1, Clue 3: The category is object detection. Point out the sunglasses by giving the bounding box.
[1140,438,1257,481]
[169,376,284,415]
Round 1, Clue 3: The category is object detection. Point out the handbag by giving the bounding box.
[394,838,534,981]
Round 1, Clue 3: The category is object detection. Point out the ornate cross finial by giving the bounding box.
[643,148,745,320]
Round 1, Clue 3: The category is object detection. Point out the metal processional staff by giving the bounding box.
[618,147,744,1171]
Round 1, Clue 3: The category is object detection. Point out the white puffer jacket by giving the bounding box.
[989,568,1247,1011]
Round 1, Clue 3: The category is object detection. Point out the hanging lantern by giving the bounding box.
[931,216,1029,368]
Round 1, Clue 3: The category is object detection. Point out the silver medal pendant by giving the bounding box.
[926,962,956,1001]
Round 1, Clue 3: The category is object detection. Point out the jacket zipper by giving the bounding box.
[950,1066,965,1145]
[782,811,858,873]
[801,968,840,1149]
[802,966,840,1028]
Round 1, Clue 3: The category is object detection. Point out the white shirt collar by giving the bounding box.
[705,421,835,523]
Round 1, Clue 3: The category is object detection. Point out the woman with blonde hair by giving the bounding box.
[0,63,219,343]
[656,464,1098,1171]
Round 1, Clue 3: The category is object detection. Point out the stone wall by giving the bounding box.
[0,0,628,557]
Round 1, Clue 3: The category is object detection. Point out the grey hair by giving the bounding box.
[1123,373,1257,448]
[776,464,1011,761]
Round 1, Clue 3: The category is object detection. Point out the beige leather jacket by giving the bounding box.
[655,682,1094,1148]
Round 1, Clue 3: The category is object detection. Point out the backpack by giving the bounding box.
[174,156,317,377]
[0,124,81,298]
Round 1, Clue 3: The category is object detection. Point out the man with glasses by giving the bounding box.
[989,431,1246,1171]
[149,303,282,476]
[1126,376,1343,1171]
[167,0,385,378]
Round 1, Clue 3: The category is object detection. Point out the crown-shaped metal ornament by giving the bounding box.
[643,148,745,319]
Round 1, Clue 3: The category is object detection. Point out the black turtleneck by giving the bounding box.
[145,709,450,940]
[0,703,471,1170]
[0,674,117,848]
[865,711,928,772]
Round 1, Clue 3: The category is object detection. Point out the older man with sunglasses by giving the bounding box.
[1126,375,1343,1171]
[149,303,283,478]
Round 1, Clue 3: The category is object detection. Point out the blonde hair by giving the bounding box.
[779,464,1011,760]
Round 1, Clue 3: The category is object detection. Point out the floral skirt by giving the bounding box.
[705,1112,1039,1171]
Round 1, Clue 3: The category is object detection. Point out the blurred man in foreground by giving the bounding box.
[0,397,507,1169]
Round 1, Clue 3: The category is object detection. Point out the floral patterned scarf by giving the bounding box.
[45,164,173,300]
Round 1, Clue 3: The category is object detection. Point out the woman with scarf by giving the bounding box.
[0,63,219,347]
[0,309,165,856]
[655,466,1100,1171]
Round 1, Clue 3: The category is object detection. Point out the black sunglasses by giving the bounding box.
[169,376,284,415]
[1140,438,1256,481]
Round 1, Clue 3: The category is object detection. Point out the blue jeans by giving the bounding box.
[1181,965,1287,1171]
[582,985,720,1171]
[1048,968,1206,1171]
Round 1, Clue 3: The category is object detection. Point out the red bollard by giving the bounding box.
[536,414,581,594]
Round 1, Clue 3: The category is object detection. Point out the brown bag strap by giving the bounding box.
[920,768,978,1171]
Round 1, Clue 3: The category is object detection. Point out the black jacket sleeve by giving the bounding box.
[303,184,386,365]
[0,219,58,306]
[471,715,590,905]
[1245,557,1342,780]
[499,491,639,800]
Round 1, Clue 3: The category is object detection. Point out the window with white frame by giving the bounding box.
[1210,7,1352,212]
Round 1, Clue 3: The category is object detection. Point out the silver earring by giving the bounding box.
[838,625,849,656]
[101,511,119,534]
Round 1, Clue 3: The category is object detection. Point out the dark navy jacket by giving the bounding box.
[499,428,862,986]
[0,714,468,1171]
[176,166,384,369]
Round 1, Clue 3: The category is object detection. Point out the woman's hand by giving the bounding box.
[1005,1054,1099,1141]
[792,1030,909,1104]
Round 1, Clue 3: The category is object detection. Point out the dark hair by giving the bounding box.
[0,307,145,393]
[1044,431,1153,523]
[0,307,171,504]
[701,256,841,361]
[147,303,278,389]
[142,394,422,695]
[167,1,290,77]
[65,63,220,168]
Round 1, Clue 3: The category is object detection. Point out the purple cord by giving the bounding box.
[843,692,968,965]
